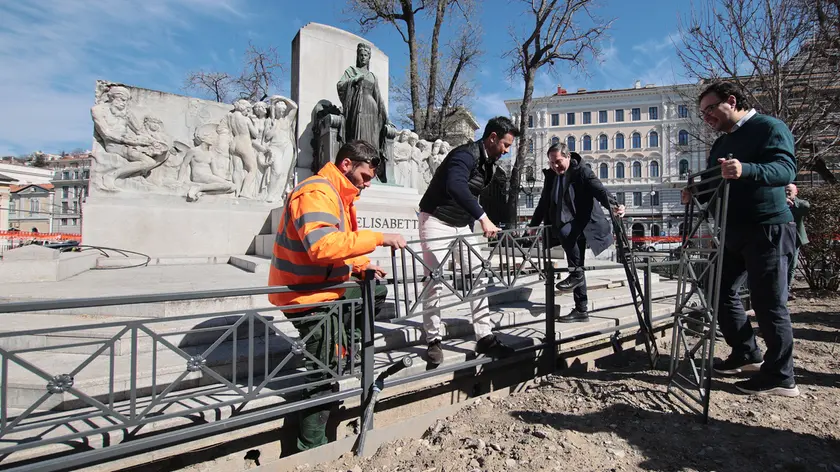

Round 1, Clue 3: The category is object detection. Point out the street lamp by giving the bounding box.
[516,165,538,227]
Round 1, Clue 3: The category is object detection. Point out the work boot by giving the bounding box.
[475,334,515,358]
[426,339,444,365]
[556,308,590,323]
[555,274,584,292]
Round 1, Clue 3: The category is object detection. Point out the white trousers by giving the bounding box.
[419,212,493,343]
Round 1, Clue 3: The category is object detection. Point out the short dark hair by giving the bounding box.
[482,116,520,140]
[335,140,380,167]
[547,143,569,157]
[698,81,750,111]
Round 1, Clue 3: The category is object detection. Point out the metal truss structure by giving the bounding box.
[667,166,730,421]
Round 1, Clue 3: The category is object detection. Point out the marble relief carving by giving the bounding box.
[90,82,298,203]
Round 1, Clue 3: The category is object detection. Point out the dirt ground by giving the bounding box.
[306,289,840,472]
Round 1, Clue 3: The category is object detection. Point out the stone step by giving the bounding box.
[255,234,275,258]
[229,255,271,274]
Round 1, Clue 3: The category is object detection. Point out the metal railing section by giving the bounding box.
[667,165,730,421]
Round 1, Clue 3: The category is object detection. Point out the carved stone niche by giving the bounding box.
[313,108,397,184]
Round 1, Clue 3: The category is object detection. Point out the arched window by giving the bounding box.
[599,134,608,150]
[649,160,660,178]
[583,135,592,151]
[551,136,560,145]
[651,224,661,237]
[615,133,625,149]
[599,162,609,179]
[632,161,642,178]
[679,159,690,177]
[528,138,535,153]
[631,132,641,149]
[649,131,659,147]
[616,162,625,179]
[678,130,689,145]
[632,223,645,238]
[567,136,576,152]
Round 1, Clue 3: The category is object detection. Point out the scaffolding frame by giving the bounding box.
[667,165,730,421]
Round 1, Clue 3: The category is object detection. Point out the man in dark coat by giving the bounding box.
[529,144,625,322]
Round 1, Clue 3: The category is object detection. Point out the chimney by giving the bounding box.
[634,80,642,89]
[556,84,567,95]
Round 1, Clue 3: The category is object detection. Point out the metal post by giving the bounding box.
[360,269,376,423]
[542,227,556,373]
[643,256,654,336]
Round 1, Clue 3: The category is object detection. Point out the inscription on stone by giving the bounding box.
[356,216,418,231]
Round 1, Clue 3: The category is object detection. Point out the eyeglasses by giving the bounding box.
[698,101,723,118]
[350,156,381,168]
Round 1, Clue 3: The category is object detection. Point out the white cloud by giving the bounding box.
[0,0,247,155]
[632,32,683,55]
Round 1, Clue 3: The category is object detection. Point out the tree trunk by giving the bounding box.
[422,0,447,136]
[504,69,536,228]
[402,0,424,132]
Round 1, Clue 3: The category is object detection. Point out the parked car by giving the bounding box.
[646,241,682,252]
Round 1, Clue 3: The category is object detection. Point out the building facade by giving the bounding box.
[8,184,55,233]
[48,155,91,234]
[504,82,709,241]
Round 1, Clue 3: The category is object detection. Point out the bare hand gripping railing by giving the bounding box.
[667,164,731,421]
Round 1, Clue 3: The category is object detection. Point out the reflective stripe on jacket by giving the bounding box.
[268,162,383,309]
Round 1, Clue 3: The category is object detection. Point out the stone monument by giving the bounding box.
[83,81,299,258]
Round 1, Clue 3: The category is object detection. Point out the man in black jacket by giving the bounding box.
[529,144,625,322]
[418,116,519,364]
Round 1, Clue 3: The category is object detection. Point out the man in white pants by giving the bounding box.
[417,116,520,365]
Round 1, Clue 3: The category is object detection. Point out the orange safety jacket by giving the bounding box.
[268,162,383,310]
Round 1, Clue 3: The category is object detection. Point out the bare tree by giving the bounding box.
[677,0,840,183]
[184,71,234,103]
[504,0,611,227]
[183,42,283,103]
[235,42,283,102]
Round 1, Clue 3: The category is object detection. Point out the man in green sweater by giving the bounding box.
[683,82,799,397]
[785,183,810,300]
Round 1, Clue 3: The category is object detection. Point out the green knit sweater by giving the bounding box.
[706,113,797,225]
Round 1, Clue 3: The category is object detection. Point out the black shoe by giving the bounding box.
[426,339,443,365]
[713,354,763,375]
[475,335,515,358]
[555,308,589,323]
[735,375,800,397]
[555,274,584,292]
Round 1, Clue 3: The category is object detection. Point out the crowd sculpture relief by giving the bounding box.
[91,83,298,203]
[391,132,451,194]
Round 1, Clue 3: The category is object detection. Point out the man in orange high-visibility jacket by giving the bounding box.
[268,140,406,452]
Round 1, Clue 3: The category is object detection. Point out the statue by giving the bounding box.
[336,42,388,181]
[224,99,260,198]
[178,124,237,202]
[263,95,298,203]
[407,132,422,190]
[91,85,174,191]
[392,129,413,188]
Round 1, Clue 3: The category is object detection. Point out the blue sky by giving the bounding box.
[0,0,692,157]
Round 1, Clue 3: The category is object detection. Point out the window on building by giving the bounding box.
[528,115,534,128]
[583,111,591,124]
[599,134,608,150]
[567,136,576,152]
[616,162,625,179]
[631,108,641,121]
[678,130,689,145]
[9,200,15,216]
[583,135,592,151]
[72,201,78,213]
[616,192,625,205]
[566,112,575,125]
[633,191,642,206]
[599,110,608,123]
[63,187,69,198]
[649,131,659,147]
[29,199,39,216]
[63,171,70,180]
[651,191,660,206]
[650,160,660,178]
[649,106,658,120]
[62,202,69,214]
[615,133,625,149]
[631,132,641,149]
[551,113,560,126]
[679,159,690,177]
[528,138,535,153]
[74,171,80,179]
[551,136,560,145]
[678,105,689,118]
[599,163,609,179]
[71,218,77,226]
[525,194,534,208]
[61,218,68,225]
[632,161,642,178]
[615,109,624,122]
[83,170,90,179]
